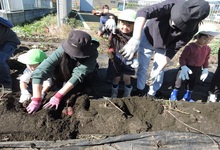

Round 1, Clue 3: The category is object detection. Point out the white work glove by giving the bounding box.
[19,90,32,103]
[41,92,46,100]
[200,68,209,81]
[178,66,192,80]
[131,58,139,68]
[105,18,116,31]
[147,69,161,86]
[119,37,140,60]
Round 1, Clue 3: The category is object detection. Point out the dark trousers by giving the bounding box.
[209,48,220,94]
[0,42,17,88]
[209,67,220,94]
[99,16,108,31]
[184,65,202,91]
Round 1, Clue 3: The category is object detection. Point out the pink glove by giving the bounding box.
[43,92,63,109]
[26,98,42,114]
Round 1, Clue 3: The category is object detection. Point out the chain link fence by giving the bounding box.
[205,1,220,24]
[126,0,220,25]
[92,0,219,25]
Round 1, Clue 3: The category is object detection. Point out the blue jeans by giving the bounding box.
[98,16,111,37]
[0,42,17,88]
[99,16,108,31]
[137,29,166,96]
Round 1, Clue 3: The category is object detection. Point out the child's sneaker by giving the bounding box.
[170,89,178,101]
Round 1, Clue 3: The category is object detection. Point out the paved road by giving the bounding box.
[78,12,100,30]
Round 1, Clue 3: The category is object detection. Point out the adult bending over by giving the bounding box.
[119,0,210,98]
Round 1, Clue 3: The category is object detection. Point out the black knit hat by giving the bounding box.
[62,30,97,58]
[171,0,210,32]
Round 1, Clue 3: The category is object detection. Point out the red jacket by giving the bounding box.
[179,42,210,68]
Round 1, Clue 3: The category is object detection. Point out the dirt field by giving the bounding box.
[0,12,220,149]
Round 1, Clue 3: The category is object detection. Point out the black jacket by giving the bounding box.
[137,0,198,59]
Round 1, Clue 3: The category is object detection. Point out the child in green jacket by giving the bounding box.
[26,30,99,114]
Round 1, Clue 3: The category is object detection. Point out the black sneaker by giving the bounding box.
[136,89,146,97]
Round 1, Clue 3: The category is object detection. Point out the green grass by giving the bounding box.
[12,12,83,38]
[79,12,100,31]
[210,38,220,55]
[13,14,56,37]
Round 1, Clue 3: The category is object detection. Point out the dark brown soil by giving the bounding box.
[1,24,220,147]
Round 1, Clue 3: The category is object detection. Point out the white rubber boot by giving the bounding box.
[111,86,119,98]
[123,86,133,97]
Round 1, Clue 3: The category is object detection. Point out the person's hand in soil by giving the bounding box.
[19,89,32,103]
[43,92,63,109]
[26,98,42,114]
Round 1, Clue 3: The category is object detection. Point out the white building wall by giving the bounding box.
[1,0,24,11]
[23,0,35,10]
[57,0,72,25]
[0,0,52,12]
